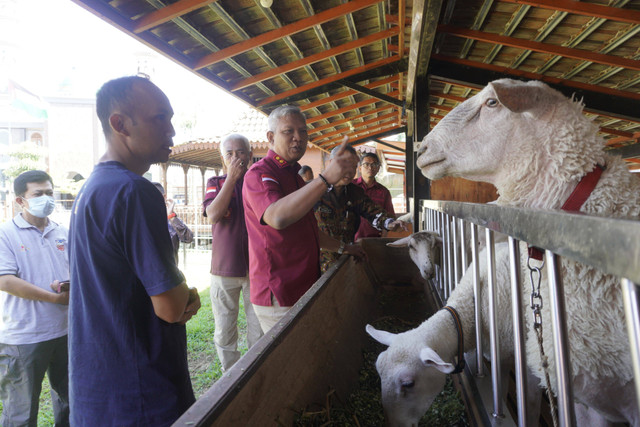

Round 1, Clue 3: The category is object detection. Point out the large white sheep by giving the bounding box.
[415,78,640,424]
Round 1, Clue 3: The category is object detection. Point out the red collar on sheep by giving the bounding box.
[442,305,466,374]
[528,164,605,260]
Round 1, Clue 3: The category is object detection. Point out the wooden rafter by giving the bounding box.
[133,0,218,33]
[499,0,640,25]
[405,0,443,108]
[340,80,404,106]
[438,25,640,71]
[322,123,405,149]
[313,112,399,144]
[307,91,399,124]
[231,28,398,91]
[194,0,383,70]
[606,132,640,146]
[431,54,640,102]
[257,56,400,107]
[300,76,398,112]
[313,113,395,145]
[309,106,395,135]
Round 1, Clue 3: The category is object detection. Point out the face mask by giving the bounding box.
[24,195,56,218]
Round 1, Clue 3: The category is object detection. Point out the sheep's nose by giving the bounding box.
[417,137,428,156]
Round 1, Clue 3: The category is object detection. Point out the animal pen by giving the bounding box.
[173,237,443,426]
[420,200,640,426]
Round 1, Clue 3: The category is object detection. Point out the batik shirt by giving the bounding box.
[314,183,395,273]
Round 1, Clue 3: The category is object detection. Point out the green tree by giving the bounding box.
[1,141,47,179]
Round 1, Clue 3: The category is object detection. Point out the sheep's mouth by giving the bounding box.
[417,156,446,170]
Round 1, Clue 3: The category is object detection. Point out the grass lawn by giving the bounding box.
[3,286,249,425]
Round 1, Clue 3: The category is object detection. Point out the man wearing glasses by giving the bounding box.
[353,152,396,240]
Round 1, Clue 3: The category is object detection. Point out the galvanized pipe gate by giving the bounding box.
[420,200,640,427]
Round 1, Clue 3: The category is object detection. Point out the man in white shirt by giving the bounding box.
[0,170,70,426]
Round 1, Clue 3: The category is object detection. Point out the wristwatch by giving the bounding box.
[337,241,345,255]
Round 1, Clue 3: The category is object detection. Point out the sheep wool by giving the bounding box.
[418,78,640,425]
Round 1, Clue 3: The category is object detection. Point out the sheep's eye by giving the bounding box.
[485,98,499,107]
[401,380,415,389]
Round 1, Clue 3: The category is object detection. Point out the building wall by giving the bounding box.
[45,97,101,181]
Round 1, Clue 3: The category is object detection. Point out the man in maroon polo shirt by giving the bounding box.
[203,133,263,371]
[243,105,363,333]
[353,152,396,240]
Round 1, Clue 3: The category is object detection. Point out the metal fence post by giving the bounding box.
[622,278,640,414]
[486,228,503,418]
[545,251,576,427]
[508,237,528,426]
[471,223,484,377]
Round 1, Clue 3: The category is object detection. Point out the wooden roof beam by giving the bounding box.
[309,106,395,135]
[312,112,399,143]
[499,0,640,25]
[300,75,398,112]
[350,126,408,148]
[374,138,406,153]
[194,0,383,70]
[340,80,404,107]
[606,132,640,146]
[133,0,218,33]
[430,87,640,126]
[405,0,443,110]
[231,28,398,91]
[429,56,640,113]
[307,91,399,124]
[438,25,640,71]
[257,56,400,107]
[322,123,405,149]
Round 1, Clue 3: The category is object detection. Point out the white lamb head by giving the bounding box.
[366,324,453,427]
[416,78,593,188]
[387,231,442,280]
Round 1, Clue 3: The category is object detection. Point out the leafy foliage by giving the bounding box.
[1,141,47,179]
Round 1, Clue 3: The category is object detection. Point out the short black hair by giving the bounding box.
[360,152,380,164]
[152,182,165,195]
[14,170,53,197]
[96,75,154,137]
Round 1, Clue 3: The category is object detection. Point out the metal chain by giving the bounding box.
[528,255,559,427]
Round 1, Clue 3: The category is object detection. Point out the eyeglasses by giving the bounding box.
[361,162,380,169]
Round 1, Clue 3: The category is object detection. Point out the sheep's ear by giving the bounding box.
[490,79,546,114]
[366,324,397,346]
[420,347,455,374]
[387,236,411,248]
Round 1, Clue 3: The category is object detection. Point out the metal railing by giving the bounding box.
[419,199,640,427]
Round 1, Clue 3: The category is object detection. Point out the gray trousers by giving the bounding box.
[209,275,263,371]
[0,335,69,427]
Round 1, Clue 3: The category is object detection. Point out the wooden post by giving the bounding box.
[199,167,207,201]
[182,164,190,205]
[160,162,169,192]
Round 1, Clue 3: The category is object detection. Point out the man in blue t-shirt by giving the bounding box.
[68,76,201,426]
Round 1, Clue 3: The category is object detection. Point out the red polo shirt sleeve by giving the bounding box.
[243,168,283,224]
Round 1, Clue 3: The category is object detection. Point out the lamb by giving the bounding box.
[415,78,640,424]
[368,239,541,425]
[386,231,441,281]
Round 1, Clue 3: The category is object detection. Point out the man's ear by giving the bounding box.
[266,130,274,144]
[109,113,129,136]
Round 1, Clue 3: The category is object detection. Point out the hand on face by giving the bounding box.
[226,155,248,182]
[322,136,358,185]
